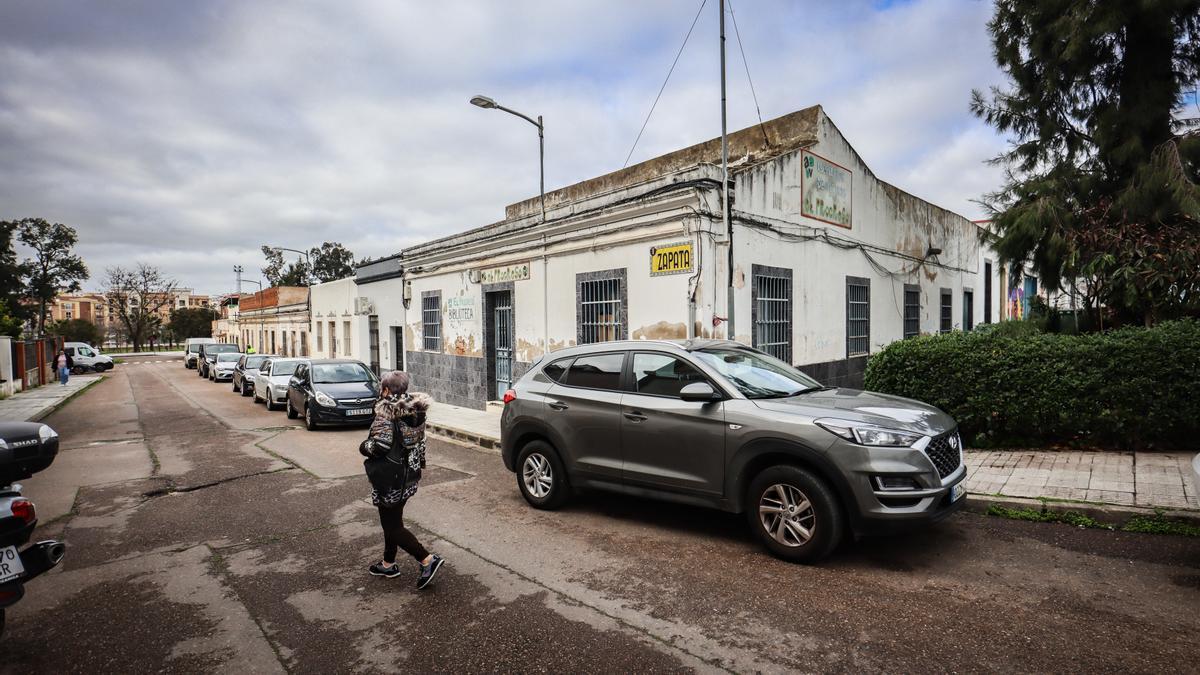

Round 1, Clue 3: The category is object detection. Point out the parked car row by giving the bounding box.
[183,340,380,432]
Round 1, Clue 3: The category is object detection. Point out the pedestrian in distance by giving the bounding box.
[56,349,73,385]
[359,370,444,589]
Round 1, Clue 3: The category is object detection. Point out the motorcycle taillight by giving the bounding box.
[11,499,35,525]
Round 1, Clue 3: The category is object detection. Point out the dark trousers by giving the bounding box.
[377,502,428,564]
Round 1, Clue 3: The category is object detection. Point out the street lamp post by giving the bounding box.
[470,95,545,222]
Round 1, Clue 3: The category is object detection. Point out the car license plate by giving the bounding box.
[347,408,372,416]
[0,545,25,584]
[950,482,966,502]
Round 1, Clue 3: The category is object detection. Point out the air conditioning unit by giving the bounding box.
[355,297,375,315]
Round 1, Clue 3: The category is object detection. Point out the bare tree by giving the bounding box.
[103,264,178,352]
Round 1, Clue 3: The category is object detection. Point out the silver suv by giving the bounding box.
[500,340,966,563]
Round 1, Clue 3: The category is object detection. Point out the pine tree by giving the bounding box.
[972,0,1200,325]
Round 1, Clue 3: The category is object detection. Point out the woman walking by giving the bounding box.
[360,371,445,589]
[56,349,73,385]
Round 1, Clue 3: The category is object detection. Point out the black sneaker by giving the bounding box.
[416,554,444,590]
[369,561,401,578]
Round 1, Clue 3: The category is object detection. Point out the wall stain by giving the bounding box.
[733,265,746,290]
[633,321,687,340]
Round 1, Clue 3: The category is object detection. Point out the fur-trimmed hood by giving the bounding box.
[375,391,433,418]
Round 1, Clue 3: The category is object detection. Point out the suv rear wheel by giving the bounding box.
[516,441,569,510]
[746,465,843,563]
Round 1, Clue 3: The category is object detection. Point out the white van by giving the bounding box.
[184,337,217,369]
[64,342,114,372]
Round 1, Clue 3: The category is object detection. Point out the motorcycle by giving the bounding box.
[0,421,67,638]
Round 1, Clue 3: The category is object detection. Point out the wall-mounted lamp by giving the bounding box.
[402,281,412,309]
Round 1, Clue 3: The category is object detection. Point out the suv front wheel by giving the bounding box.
[747,465,843,564]
[516,441,570,510]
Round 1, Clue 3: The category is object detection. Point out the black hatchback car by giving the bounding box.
[285,359,379,430]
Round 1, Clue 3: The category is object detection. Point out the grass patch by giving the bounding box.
[986,504,1113,529]
[1122,513,1200,537]
[986,504,1200,537]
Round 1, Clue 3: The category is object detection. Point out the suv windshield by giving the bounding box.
[693,348,821,399]
[188,345,203,353]
[216,353,241,363]
[271,361,301,376]
[311,363,372,384]
[245,356,266,369]
[209,344,239,354]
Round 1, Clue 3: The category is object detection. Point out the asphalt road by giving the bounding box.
[2,354,1197,673]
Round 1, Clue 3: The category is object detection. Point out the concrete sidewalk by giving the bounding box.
[424,402,1200,517]
[0,375,104,423]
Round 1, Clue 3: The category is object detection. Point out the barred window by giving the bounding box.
[940,288,952,333]
[577,269,626,344]
[422,291,442,351]
[846,276,870,357]
[752,265,792,363]
[903,284,920,339]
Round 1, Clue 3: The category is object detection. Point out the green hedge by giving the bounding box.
[862,319,1200,449]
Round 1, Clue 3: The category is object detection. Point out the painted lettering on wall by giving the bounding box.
[649,241,693,276]
[801,150,852,229]
[447,296,476,325]
[478,263,530,284]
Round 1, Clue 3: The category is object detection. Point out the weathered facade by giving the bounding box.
[347,105,1005,409]
[236,286,311,357]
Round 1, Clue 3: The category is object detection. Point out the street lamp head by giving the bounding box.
[470,95,497,109]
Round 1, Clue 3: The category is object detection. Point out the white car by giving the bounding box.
[252,358,305,411]
[209,352,243,382]
[64,342,113,372]
[184,337,216,369]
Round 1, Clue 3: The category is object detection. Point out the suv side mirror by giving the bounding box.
[679,382,719,402]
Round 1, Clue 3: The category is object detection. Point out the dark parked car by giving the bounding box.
[232,354,271,396]
[286,359,379,431]
[500,339,966,563]
[197,343,239,379]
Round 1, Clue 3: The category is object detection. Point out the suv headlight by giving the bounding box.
[815,419,923,447]
[314,392,336,407]
[38,425,58,441]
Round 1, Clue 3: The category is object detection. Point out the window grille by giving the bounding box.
[846,276,870,357]
[904,284,920,338]
[422,292,442,351]
[753,266,792,363]
[578,272,625,344]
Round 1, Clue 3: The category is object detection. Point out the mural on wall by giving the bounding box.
[478,263,530,284]
[800,150,852,229]
[1009,287,1024,320]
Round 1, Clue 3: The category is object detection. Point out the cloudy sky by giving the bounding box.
[1,0,1007,295]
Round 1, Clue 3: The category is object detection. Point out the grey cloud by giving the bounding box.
[1,0,1007,295]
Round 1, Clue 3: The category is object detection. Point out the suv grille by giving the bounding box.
[925,434,962,479]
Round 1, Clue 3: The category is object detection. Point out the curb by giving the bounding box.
[963,493,1200,528]
[426,423,500,454]
[29,376,105,423]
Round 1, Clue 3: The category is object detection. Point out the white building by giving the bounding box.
[309,277,375,367]
[343,105,1003,410]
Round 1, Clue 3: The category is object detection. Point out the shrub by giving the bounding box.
[863,319,1200,449]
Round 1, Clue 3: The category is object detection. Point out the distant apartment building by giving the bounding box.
[49,292,111,328]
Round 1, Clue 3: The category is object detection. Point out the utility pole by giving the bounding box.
[721,0,734,340]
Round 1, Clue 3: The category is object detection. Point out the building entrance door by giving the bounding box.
[392,326,404,372]
[487,290,513,400]
[368,315,380,375]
